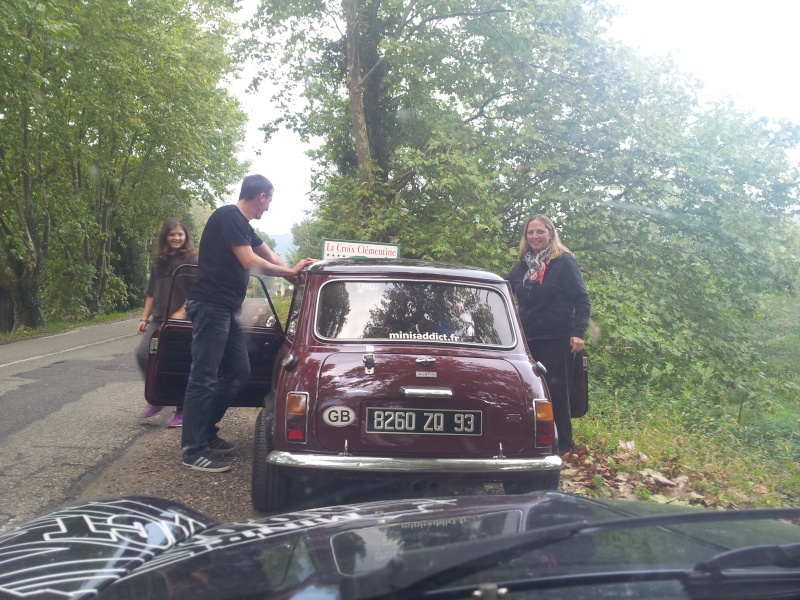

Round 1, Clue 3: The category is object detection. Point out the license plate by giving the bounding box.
[366,408,482,435]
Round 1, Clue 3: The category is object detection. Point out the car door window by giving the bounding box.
[285,281,305,339]
[238,274,281,329]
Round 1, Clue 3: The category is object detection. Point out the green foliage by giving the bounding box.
[576,280,800,507]
[40,260,96,322]
[253,228,278,252]
[0,0,247,330]
[248,0,800,413]
[0,310,139,344]
[289,217,327,263]
[248,0,800,505]
[271,294,292,325]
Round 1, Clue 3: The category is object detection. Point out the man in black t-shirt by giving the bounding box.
[181,174,315,472]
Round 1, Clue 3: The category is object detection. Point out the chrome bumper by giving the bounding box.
[267,451,562,473]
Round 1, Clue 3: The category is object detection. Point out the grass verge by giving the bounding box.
[574,289,800,508]
[0,310,139,345]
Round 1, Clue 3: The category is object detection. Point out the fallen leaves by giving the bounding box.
[559,440,762,509]
[640,469,677,487]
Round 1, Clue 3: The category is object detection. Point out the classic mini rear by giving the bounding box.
[251,259,562,511]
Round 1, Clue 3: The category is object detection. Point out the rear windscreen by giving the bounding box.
[315,280,515,346]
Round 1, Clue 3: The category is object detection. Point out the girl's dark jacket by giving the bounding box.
[146,252,198,323]
[506,253,591,341]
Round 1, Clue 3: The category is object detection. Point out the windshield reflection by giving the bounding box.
[331,511,522,575]
[316,280,514,345]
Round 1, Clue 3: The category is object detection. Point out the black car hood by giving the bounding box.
[1,493,799,600]
[0,496,216,599]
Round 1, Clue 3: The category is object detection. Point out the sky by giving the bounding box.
[607,0,800,122]
[228,0,800,236]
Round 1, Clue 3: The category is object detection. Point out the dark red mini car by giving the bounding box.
[146,259,562,511]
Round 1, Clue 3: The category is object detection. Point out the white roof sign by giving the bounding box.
[323,239,400,260]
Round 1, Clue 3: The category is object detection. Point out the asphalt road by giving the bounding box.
[0,320,271,533]
[0,320,153,532]
[0,319,416,534]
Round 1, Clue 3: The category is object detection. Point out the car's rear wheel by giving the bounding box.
[503,469,561,495]
[251,406,291,512]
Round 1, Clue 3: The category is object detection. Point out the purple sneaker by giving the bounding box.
[168,411,183,428]
[139,404,164,420]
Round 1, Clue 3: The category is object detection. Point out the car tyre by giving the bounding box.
[503,469,561,495]
[251,406,291,512]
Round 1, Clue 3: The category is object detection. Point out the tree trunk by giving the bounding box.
[0,32,47,331]
[10,276,45,331]
[345,0,373,183]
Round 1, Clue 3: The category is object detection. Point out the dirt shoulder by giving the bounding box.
[71,407,511,521]
[74,407,264,523]
[76,408,695,524]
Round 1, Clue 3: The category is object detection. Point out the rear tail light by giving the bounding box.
[533,399,555,447]
[286,392,308,443]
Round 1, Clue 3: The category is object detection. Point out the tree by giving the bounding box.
[253,228,278,252]
[288,217,327,264]
[0,0,71,328]
[0,0,247,329]
[245,0,800,406]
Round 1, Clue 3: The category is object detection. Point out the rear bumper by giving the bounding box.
[267,451,562,473]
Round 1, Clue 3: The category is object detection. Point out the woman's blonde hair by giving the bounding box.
[517,214,571,260]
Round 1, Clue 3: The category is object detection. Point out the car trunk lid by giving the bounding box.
[314,350,530,455]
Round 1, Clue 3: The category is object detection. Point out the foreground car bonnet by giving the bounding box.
[0,497,215,599]
[4,493,800,600]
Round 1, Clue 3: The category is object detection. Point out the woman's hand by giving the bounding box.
[570,336,585,353]
[137,319,149,334]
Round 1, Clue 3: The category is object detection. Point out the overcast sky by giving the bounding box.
[608,0,800,121]
[229,0,800,236]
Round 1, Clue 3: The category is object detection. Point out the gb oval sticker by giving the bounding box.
[322,406,356,427]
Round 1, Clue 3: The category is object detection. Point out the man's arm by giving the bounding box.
[253,242,287,268]
[232,245,314,280]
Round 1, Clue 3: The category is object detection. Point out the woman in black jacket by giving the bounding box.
[507,214,591,454]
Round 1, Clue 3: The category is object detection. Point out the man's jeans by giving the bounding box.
[181,300,250,460]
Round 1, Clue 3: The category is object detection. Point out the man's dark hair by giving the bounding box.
[239,174,273,201]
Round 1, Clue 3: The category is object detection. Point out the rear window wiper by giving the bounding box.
[340,507,800,600]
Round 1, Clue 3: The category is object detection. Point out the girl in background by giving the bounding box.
[136,218,198,427]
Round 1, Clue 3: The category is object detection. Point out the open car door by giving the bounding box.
[145,264,284,408]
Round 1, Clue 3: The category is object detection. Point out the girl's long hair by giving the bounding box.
[155,218,196,265]
[517,214,571,261]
